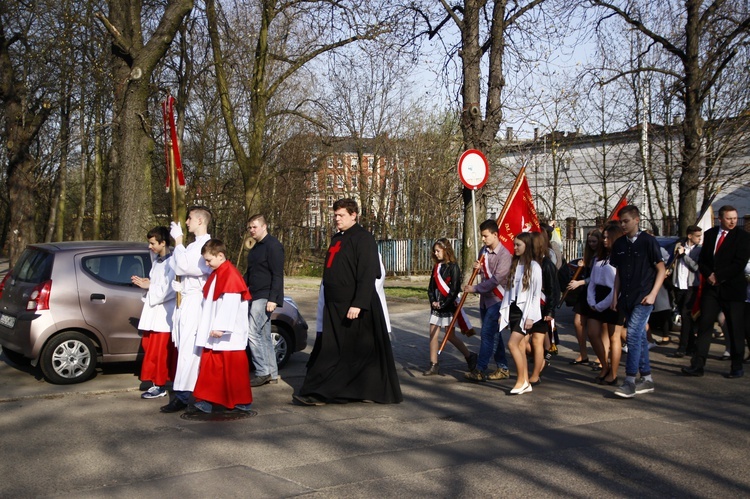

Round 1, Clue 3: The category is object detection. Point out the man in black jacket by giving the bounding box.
[683,206,750,378]
[245,214,285,387]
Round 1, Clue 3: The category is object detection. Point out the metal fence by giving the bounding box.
[377,238,462,275]
[378,237,585,275]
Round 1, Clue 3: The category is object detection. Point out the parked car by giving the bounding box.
[0,242,307,384]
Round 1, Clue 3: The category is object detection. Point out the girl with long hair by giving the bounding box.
[424,238,477,375]
[587,223,625,384]
[501,232,542,395]
[528,231,560,385]
[566,229,602,366]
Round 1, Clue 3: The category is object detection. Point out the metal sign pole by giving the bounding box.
[471,187,479,255]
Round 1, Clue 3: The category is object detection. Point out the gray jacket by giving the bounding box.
[671,240,701,289]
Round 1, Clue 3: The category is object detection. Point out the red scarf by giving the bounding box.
[203,261,252,301]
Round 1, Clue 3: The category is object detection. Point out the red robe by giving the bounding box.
[193,261,253,409]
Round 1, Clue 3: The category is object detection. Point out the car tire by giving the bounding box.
[272,323,293,369]
[40,332,97,385]
[1,346,31,366]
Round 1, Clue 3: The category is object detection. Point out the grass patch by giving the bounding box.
[384,286,427,300]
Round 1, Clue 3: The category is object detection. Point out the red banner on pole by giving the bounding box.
[608,194,629,221]
[161,96,186,190]
[496,171,540,254]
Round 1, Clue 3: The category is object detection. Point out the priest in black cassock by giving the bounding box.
[294,198,402,405]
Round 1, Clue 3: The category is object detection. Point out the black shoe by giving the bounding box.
[292,394,327,406]
[604,376,619,386]
[466,352,478,372]
[569,358,590,365]
[251,374,279,387]
[671,351,686,358]
[160,398,188,413]
[724,369,744,379]
[681,366,704,377]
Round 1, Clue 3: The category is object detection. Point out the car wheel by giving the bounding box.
[272,324,293,369]
[40,332,97,384]
[1,346,31,366]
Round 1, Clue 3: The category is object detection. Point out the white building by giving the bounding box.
[488,119,750,238]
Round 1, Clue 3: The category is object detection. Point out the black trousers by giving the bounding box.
[673,287,697,353]
[692,286,746,372]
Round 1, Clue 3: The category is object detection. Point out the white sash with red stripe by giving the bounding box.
[434,264,473,332]
[481,249,505,300]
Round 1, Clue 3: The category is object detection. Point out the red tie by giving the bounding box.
[715,230,726,253]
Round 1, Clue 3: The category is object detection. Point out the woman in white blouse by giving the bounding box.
[587,223,625,385]
[501,232,542,395]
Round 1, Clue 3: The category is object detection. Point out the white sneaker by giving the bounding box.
[141,386,167,399]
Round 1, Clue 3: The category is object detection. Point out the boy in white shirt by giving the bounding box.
[132,226,177,399]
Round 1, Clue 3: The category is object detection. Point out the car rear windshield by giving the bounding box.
[12,248,54,283]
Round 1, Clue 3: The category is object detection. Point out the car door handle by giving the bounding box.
[90,293,106,302]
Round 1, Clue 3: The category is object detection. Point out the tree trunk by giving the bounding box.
[74,97,86,241]
[678,0,702,236]
[0,26,53,265]
[99,0,193,241]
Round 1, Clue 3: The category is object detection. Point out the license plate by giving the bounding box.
[0,313,16,328]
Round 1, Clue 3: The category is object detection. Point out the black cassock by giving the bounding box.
[300,223,402,404]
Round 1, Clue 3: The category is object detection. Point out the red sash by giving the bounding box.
[481,249,505,300]
[433,263,473,333]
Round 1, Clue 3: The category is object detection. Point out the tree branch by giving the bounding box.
[590,0,686,63]
[94,12,132,59]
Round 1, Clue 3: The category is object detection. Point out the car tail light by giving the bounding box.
[0,273,11,300]
[27,280,52,311]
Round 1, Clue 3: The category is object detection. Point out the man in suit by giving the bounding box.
[683,205,750,378]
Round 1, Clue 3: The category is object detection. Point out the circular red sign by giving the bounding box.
[457,149,490,189]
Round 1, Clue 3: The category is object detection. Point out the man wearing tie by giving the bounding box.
[683,205,750,378]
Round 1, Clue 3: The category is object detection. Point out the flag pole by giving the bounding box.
[438,167,528,356]
[164,93,182,307]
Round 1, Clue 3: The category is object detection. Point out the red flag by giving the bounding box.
[608,194,629,221]
[161,96,186,190]
[496,172,541,254]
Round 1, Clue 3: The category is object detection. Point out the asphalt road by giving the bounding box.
[1,277,749,497]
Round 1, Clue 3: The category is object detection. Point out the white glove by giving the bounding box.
[170,222,183,239]
[171,280,184,293]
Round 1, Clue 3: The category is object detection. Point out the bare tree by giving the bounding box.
[96,0,193,241]
[205,0,390,213]
[0,9,53,264]
[410,0,569,271]
[590,0,750,234]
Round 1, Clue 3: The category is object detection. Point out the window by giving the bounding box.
[82,254,151,285]
[11,249,53,283]
[336,175,344,189]
[326,175,333,189]
[350,157,358,170]
[326,157,333,168]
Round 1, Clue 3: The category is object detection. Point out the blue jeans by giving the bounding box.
[624,303,653,377]
[477,301,508,371]
[248,299,278,378]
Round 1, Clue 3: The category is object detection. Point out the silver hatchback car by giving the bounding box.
[0,242,307,384]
